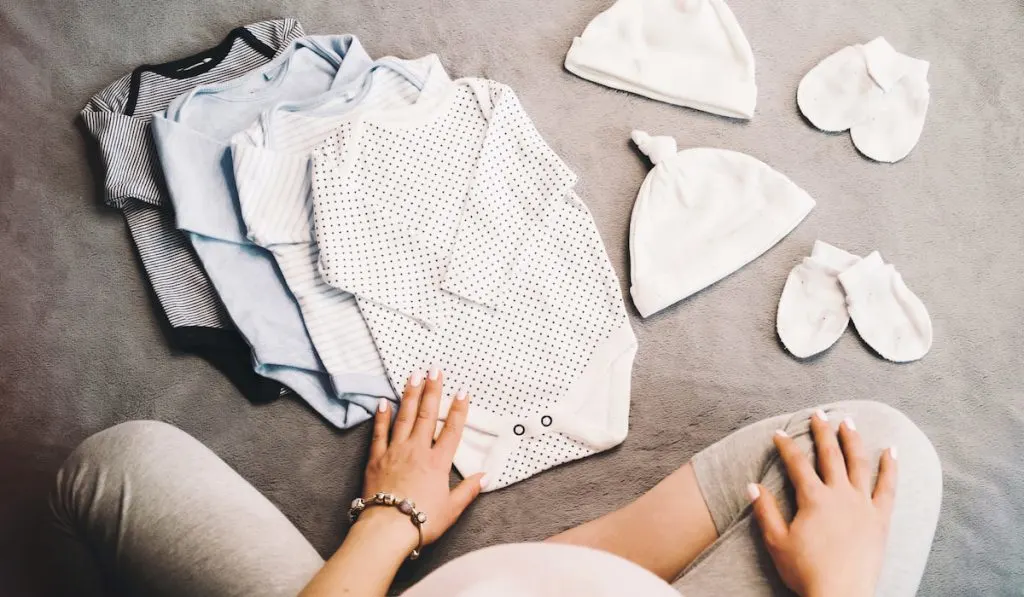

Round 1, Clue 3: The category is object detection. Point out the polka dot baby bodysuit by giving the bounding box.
[310,79,637,490]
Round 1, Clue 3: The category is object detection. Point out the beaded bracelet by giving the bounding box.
[349,492,428,559]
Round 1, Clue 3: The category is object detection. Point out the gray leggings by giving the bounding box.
[50,400,941,596]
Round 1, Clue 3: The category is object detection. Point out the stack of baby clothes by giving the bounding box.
[82,20,636,491]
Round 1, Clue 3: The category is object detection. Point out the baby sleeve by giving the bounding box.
[231,140,316,247]
[310,127,447,328]
[80,98,165,209]
[439,83,579,310]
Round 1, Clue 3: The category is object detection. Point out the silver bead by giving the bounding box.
[350,498,364,510]
[415,511,428,524]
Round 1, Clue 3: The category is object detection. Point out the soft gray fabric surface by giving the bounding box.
[1,0,1021,594]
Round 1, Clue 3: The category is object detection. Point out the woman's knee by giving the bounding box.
[825,400,942,496]
[64,420,195,470]
[52,421,199,520]
[828,401,934,451]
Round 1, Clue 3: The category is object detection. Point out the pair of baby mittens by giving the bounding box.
[798,37,930,162]
[777,241,932,362]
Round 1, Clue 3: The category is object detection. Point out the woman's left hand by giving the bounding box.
[749,411,897,597]
[361,368,487,546]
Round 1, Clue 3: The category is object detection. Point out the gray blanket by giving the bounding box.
[1,0,1022,594]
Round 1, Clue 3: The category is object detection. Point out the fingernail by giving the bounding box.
[814,408,828,422]
[409,370,424,387]
[377,398,389,413]
[480,475,490,489]
[843,416,856,431]
[454,390,468,401]
[746,483,760,502]
[889,446,899,460]
[428,366,441,381]
[775,429,788,438]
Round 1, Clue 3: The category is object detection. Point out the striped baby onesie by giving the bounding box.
[310,80,638,490]
[231,55,451,400]
[152,35,382,429]
[81,19,305,402]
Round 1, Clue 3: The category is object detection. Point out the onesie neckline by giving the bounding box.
[136,27,275,81]
[165,35,372,119]
[123,24,282,116]
[256,54,452,147]
[346,76,478,130]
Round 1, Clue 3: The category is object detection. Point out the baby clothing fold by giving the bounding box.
[152,35,383,428]
[230,55,452,400]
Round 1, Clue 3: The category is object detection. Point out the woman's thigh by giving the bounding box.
[50,420,324,597]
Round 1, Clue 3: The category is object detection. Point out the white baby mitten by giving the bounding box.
[838,251,933,362]
[850,53,930,163]
[798,43,882,132]
[798,37,930,162]
[777,241,861,358]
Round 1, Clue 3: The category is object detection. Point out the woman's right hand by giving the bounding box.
[299,370,484,597]
[748,410,898,597]
[361,368,486,546]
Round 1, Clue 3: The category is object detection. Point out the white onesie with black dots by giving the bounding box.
[310,79,637,490]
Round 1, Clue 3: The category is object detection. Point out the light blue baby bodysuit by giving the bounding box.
[151,35,377,428]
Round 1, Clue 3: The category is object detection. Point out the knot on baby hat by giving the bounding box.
[564,0,757,119]
[631,130,678,165]
[627,133,817,318]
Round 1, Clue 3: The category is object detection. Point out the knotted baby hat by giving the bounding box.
[628,131,816,317]
[565,0,757,119]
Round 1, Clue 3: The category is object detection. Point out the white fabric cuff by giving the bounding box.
[838,250,886,291]
[810,240,861,273]
[863,37,930,92]
[565,37,756,119]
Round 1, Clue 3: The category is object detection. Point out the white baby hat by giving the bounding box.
[628,131,816,317]
[565,0,757,119]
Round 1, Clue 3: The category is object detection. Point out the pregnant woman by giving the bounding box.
[51,369,941,596]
